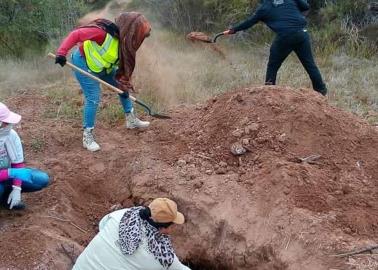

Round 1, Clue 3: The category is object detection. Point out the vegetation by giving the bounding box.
[0,0,377,125]
[130,0,377,58]
[0,0,88,58]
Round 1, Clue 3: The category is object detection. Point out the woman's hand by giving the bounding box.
[7,186,22,209]
[55,55,67,67]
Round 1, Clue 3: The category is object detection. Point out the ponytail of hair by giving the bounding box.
[139,207,173,229]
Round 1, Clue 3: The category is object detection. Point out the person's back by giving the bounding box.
[73,207,190,270]
[261,0,309,35]
[232,0,310,36]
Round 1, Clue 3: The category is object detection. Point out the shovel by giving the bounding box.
[186,31,226,44]
[48,53,171,119]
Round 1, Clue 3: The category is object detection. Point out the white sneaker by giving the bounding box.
[126,109,150,129]
[83,128,101,152]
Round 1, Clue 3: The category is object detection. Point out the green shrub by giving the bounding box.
[0,0,88,58]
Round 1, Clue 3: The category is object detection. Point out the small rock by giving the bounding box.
[240,117,249,125]
[216,167,227,175]
[342,185,352,195]
[245,123,260,134]
[219,161,228,168]
[230,142,247,156]
[89,162,106,173]
[278,133,287,143]
[242,138,250,145]
[179,170,187,177]
[205,169,213,175]
[177,159,187,167]
[232,129,244,138]
[235,93,244,103]
[193,181,204,189]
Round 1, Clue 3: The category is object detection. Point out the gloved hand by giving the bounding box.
[55,55,67,67]
[8,168,32,183]
[7,185,22,210]
[223,29,236,35]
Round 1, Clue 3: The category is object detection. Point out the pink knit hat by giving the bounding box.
[0,102,21,124]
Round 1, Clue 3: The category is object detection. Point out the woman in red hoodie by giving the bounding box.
[55,12,151,152]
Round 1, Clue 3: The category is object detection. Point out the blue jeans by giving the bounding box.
[0,169,50,200]
[71,49,133,128]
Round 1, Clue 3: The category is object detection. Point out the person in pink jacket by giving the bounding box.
[55,13,151,152]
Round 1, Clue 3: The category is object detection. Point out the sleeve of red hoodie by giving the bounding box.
[56,27,107,57]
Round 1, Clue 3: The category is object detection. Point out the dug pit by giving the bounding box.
[1,86,378,269]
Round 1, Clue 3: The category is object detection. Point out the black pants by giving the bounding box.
[265,30,327,95]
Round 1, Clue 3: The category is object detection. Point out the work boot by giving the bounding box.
[83,128,100,152]
[126,109,150,129]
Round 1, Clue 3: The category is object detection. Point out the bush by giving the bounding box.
[0,0,88,58]
[130,0,260,32]
[131,0,377,58]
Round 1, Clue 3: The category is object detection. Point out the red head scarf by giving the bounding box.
[115,12,151,92]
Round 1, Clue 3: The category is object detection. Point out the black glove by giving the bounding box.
[55,55,66,67]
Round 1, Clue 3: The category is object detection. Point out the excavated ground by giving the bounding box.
[1,86,378,270]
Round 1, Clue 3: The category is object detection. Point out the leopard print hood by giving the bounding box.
[118,206,175,268]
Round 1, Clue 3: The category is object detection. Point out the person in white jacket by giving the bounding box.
[73,198,191,270]
[0,102,50,210]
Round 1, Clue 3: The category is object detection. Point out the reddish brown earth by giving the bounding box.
[1,86,378,270]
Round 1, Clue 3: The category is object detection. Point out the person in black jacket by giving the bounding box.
[224,0,327,95]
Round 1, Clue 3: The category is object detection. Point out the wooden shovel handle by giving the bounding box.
[47,53,136,102]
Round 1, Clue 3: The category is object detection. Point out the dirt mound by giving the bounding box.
[169,86,378,234]
[1,86,378,270]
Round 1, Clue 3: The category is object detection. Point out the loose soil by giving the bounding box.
[1,86,378,270]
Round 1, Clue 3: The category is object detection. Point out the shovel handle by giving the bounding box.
[47,53,136,102]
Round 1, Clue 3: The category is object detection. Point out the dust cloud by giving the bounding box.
[77,0,258,109]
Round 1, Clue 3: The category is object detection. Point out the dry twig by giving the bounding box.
[59,243,76,265]
[41,215,87,233]
[331,245,378,258]
[298,154,322,164]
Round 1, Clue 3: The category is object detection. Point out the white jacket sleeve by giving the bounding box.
[5,130,24,164]
[169,255,191,270]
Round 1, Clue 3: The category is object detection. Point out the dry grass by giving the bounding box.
[134,29,378,123]
[346,255,378,270]
[0,28,377,125]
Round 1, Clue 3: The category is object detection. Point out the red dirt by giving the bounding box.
[1,86,378,270]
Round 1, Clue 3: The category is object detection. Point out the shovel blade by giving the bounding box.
[151,113,172,119]
[134,99,171,120]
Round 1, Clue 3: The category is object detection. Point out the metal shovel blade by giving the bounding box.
[134,100,172,119]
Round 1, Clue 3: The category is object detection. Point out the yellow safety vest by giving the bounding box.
[83,33,119,74]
